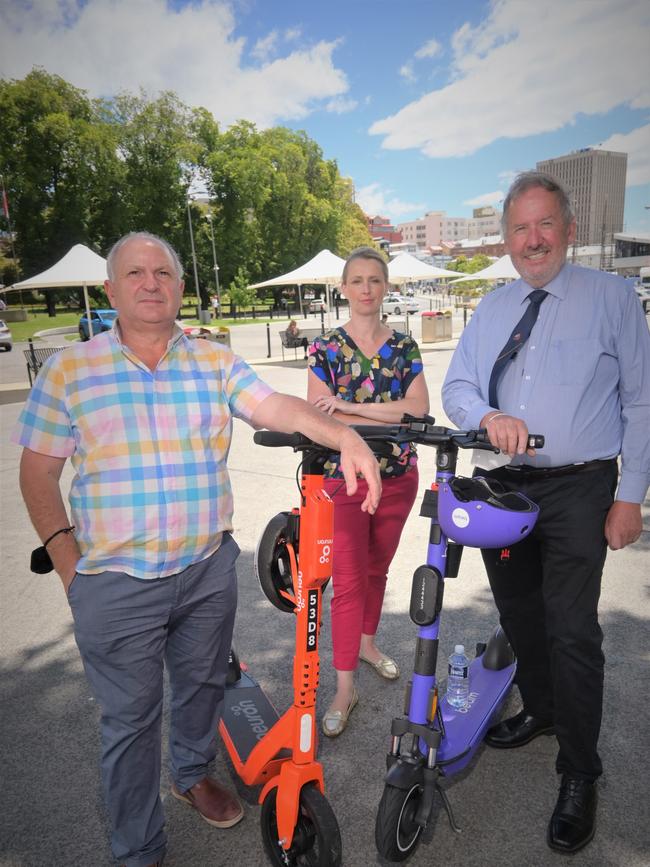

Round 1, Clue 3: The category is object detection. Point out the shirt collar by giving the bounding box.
[112,318,186,350]
[516,262,570,304]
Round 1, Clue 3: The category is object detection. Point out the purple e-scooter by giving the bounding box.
[349,416,543,862]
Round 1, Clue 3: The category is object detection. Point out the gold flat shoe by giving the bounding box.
[359,652,400,680]
[321,688,359,738]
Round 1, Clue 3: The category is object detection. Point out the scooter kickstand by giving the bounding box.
[436,782,462,834]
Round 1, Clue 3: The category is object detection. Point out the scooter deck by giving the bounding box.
[436,656,515,775]
[222,670,290,765]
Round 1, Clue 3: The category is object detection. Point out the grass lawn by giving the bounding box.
[4,307,281,342]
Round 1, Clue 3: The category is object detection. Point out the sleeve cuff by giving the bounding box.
[465,403,495,430]
[616,471,650,505]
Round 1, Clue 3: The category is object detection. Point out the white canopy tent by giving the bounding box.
[6,244,108,336]
[249,249,346,321]
[388,252,458,284]
[449,254,520,283]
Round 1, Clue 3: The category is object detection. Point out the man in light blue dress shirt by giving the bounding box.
[442,172,649,855]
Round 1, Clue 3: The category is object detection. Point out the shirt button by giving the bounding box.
[525,375,531,380]
[520,404,526,409]
[530,345,536,350]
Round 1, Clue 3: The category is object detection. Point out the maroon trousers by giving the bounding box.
[324,469,418,671]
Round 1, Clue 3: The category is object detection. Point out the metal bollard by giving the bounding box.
[266,322,271,358]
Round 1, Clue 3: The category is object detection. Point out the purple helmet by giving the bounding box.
[438,476,539,548]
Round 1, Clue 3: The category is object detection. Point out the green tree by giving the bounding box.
[0,68,121,284]
[2,70,371,313]
[227,266,257,311]
[446,253,492,295]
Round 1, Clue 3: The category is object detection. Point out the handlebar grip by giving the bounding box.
[475,430,545,449]
[253,430,312,448]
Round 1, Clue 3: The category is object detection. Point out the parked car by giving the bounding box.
[308,298,327,313]
[0,319,13,351]
[382,294,419,315]
[79,309,118,341]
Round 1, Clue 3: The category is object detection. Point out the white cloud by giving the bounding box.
[251,30,279,62]
[414,39,441,60]
[284,26,302,42]
[498,170,519,187]
[593,124,650,187]
[0,0,350,128]
[355,183,425,219]
[400,38,441,83]
[370,0,650,158]
[463,191,504,208]
[326,96,358,114]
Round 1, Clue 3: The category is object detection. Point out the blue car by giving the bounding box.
[79,308,118,341]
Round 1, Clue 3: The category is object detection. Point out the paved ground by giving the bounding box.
[1,311,648,867]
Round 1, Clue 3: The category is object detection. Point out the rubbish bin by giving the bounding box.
[421,311,452,343]
[212,327,231,347]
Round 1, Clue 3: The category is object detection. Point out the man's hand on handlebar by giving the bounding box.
[480,411,539,458]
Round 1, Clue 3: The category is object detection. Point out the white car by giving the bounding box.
[382,294,419,315]
[0,319,12,351]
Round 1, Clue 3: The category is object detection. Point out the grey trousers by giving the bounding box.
[68,535,239,867]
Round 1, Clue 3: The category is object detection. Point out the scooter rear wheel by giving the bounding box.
[261,783,342,866]
[375,783,423,862]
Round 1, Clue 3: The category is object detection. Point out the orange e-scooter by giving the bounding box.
[218,430,342,866]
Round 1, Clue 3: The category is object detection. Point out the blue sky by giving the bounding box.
[2,0,649,233]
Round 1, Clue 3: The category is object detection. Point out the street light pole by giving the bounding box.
[206,212,221,313]
[186,198,202,320]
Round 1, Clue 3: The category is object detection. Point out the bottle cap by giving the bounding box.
[454,644,465,654]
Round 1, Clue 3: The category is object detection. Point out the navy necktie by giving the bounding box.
[488,289,548,409]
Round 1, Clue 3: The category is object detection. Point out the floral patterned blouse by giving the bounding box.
[308,327,423,479]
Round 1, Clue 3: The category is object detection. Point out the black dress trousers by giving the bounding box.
[477,461,618,780]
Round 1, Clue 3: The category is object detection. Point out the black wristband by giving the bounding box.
[43,526,75,549]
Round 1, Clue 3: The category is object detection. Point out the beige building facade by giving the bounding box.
[536,149,627,246]
[397,206,501,249]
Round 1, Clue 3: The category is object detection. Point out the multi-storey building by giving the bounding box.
[397,207,501,249]
[536,149,627,246]
[366,215,403,245]
[467,206,502,240]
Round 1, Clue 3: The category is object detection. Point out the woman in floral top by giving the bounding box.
[308,246,429,737]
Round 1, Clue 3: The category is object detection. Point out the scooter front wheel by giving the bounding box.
[260,783,342,866]
[375,783,423,862]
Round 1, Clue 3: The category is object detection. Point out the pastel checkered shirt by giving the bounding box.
[14,327,274,579]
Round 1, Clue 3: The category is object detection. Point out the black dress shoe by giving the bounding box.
[485,709,554,748]
[547,775,597,854]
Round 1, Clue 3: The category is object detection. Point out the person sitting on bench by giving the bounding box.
[285,320,309,359]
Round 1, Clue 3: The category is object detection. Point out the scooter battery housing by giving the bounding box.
[409,565,443,626]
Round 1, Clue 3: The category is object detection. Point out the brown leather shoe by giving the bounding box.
[171,777,244,828]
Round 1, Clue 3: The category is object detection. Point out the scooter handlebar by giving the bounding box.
[253,423,544,454]
[253,430,313,449]
[253,429,397,458]
[474,430,545,451]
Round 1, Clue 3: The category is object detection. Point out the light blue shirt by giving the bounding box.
[442,264,650,503]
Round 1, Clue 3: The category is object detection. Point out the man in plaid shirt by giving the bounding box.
[14,232,381,867]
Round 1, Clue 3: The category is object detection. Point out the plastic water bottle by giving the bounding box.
[447,645,470,709]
